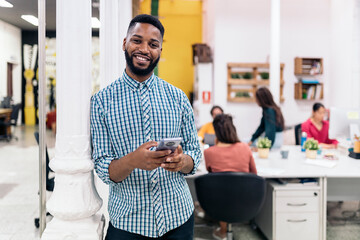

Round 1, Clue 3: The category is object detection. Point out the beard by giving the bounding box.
[125,49,160,77]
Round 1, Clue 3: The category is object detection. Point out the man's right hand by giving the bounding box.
[129,141,172,171]
[109,141,172,183]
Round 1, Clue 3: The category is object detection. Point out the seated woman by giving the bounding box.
[301,102,338,149]
[204,114,257,240]
[198,105,224,140]
[248,87,285,149]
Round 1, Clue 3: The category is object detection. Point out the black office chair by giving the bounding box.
[34,132,54,228]
[294,124,302,145]
[195,172,266,240]
[0,103,22,141]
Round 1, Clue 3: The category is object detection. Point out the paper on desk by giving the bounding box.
[256,166,285,175]
[304,159,338,168]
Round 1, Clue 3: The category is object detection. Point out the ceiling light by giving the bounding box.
[0,0,13,8]
[21,15,39,26]
[91,17,100,28]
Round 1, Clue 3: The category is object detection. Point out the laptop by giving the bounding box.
[204,133,216,146]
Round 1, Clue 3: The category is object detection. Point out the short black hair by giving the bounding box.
[127,14,164,38]
[210,105,224,116]
[313,102,325,112]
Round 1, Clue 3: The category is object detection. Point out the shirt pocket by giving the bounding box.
[153,106,181,139]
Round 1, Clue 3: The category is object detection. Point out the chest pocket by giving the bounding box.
[152,102,182,139]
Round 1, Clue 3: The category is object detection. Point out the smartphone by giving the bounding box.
[156,137,182,153]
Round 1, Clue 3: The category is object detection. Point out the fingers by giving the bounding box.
[142,141,158,149]
[161,162,182,172]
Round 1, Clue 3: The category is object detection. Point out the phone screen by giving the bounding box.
[156,137,182,153]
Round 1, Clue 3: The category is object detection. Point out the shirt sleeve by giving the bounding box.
[179,92,202,176]
[263,108,277,147]
[251,115,265,142]
[90,94,117,185]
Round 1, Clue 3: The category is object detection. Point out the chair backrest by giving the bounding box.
[294,124,302,145]
[195,172,266,223]
[10,103,22,126]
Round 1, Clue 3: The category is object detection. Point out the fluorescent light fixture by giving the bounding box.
[92,17,100,28]
[0,0,13,8]
[21,15,39,26]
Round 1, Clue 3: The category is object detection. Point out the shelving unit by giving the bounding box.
[294,57,323,100]
[227,63,285,103]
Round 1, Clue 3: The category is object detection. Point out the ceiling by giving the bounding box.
[0,0,99,31]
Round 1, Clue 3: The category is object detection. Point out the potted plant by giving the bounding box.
[243,72,252,80]
[260,72,269,80]
[304,138,319,159]
[257,137,272,158]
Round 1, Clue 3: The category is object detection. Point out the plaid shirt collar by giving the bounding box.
[122,70,156,91]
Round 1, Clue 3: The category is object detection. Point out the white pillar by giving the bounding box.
[270,0,280,104]
[41,0,104,239]
[99,0,132,89]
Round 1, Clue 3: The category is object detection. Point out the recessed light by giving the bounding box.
[21,15,39,26]
[0,0,13,8]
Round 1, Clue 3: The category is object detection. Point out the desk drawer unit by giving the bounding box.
[254,181,321,240]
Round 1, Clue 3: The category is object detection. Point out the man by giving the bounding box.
[197,105,224,140]
[90,14,201,240]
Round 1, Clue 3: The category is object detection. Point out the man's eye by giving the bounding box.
[133,39,141,43]
[150,43,159,48]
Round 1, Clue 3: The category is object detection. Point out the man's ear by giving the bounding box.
[122,37,126,51]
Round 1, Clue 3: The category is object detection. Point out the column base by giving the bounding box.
[41,213,105,240]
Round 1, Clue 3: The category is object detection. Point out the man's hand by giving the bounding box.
[160,145,194,174]
[130,141,172,171]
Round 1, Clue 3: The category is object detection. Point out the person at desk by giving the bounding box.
[301,102,338,149]
[248,87,285,149]
[197,105,223,141]
[204,114,257,240]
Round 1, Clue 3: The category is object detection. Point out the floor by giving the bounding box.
[0,125,360,240]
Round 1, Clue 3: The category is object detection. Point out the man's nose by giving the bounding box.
[138,43,150,54]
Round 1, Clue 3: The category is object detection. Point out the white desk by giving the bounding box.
[253,145,360,240]
[190,145,360,240]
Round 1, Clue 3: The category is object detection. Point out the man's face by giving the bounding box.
[212,108,223,119]
[123,23,162,77]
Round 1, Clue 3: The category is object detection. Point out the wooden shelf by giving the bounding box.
[294,57,324,100]
[227,63,285,103]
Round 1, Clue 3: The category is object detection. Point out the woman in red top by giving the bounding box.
[301,103,338,149]
[204,114,257,240]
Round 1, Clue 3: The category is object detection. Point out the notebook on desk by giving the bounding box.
[204,133,216,146]
[304,159,338,168]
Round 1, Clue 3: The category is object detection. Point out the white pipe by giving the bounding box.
[270,0,280,104]
[38,0,47,236]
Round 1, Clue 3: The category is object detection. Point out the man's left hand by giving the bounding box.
[161,145,193,173]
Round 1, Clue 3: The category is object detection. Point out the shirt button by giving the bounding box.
[145,115,149,119]
[152,179,157,183]
[147,136,151,140]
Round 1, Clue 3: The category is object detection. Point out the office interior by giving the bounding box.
[0,0,360,239]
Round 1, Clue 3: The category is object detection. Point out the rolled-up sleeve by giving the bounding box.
[90,95,116,185]
[179,93,202,175]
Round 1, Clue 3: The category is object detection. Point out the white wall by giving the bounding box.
[0,20,22,103]
[204,0,357,140]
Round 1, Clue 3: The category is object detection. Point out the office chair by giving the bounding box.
[34,132,54,228]
[195,172,266,240]
[0,103,22,141]
[294,123,302,145]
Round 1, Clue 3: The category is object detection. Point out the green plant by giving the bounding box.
[243,72,252,79]
[260,72,269,80]
[256,137,272,149]
[304,138,319,150]
[231,73,241,79]
[235,92,250,98]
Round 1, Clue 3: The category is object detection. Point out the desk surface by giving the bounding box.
[195,145,360,178]
[0,108,12,115]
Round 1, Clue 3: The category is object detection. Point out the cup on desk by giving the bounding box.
[280,150,289,159]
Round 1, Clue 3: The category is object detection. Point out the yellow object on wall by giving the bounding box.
[140,0,202,98]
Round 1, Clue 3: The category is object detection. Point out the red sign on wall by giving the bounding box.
[202,91,211,104]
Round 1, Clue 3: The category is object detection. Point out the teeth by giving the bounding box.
[136,56,148,61]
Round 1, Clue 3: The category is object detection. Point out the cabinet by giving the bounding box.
[227,63,285,103]
[254,180,321,240]
[294,57,323,100]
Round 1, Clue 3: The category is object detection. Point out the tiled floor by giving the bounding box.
[1,125,360,240]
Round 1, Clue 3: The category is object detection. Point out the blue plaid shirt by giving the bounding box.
[90,71,201,237]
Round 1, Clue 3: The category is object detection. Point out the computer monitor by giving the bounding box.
[204,133,216,146]
[329,107,360,141]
